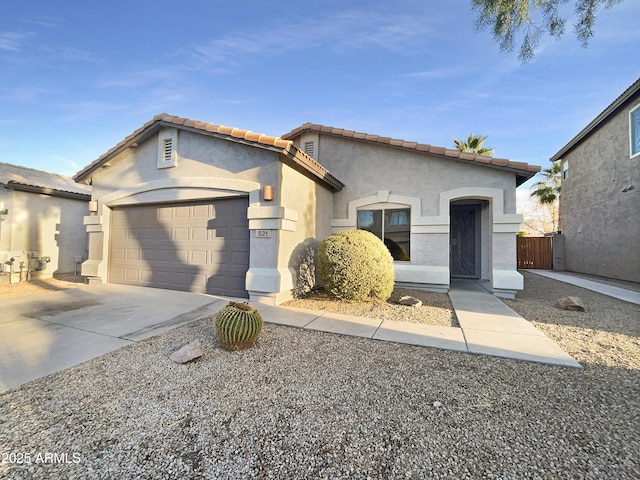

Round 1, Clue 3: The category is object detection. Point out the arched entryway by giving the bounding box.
[449,201,482,278]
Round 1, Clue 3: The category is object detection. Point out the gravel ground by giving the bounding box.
[283,288,458,327]
[0,274,86,299]
[1,272,638,479]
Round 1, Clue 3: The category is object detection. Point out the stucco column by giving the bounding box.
[81,214,107,284]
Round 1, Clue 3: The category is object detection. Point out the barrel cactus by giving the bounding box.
[214,301,263,351]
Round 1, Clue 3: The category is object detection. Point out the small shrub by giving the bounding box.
[290,239,319,298]
[317,230,394,302]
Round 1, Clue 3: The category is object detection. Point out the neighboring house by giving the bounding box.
[0,162,91,278]
[550,77,640,283]
[73,114,538,304]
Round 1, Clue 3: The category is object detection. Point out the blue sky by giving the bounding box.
[2,0,638,194]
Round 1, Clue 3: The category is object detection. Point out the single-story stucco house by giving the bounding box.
[1,162,91,279]
[73,114,539,304]
[550,76,640,283]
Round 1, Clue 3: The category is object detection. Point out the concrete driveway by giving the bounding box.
[0,284,230,393]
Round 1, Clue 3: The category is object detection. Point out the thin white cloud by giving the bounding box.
[19,16,59,28]
[178,9,437,70]
[55,101,128,121]
[0,32,32,51]
[404,67,469,79]
[43,46,103,64]
[49,155,80,170]
[97,69,181,89]
[1,86,51,102]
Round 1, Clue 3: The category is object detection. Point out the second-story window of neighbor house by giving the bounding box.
[357,208,411,261]
[631,104,640,158]
[563,160,569,180]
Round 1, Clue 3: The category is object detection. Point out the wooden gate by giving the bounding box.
[517,236,552,269]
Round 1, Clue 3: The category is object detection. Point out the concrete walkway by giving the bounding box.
[525,270,640,305]
[265,279,581,369]
[2,278,583,393]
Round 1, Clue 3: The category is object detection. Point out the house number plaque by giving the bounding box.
[256,230,272,238]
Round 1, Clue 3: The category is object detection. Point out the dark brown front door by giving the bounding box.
[450,205,480,278]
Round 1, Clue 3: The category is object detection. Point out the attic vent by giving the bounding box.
[157,127,178,169]
[304,141,315,157]
[163,138,173,163]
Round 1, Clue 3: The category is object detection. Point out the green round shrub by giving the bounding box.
[317,230,394,302]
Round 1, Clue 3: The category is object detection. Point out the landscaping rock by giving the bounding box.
[555,296,586,312]
[169,340,203,363]
[398,295,423,308]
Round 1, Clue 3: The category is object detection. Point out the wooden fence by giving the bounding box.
[517,236,552,269]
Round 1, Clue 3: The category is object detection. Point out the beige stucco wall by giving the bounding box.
[560,98,640,283]
[0,189,87,276]
[82,128,284,299]
[314,136,518,218]
[276,162,333,297]
[292,133,523,295]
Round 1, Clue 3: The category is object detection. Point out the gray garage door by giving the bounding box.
[109,198,249,297]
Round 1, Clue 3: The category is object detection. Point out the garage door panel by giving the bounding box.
[110,198,249,297]
[125,269,139,281]
[175,250,189,263]
[111,267,125,281]
[157,207,173,219]
[192,227,207,241]
[192,205,210,217]
[141,228,156,240]
[190,250,207,265]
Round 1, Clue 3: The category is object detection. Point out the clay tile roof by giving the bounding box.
[281,123,540,184]
[230,128,247,139]
[217,125,234,135]
[244,131,262,142]
[1,161,91,197]
[74,113,343,191]
[490,158,510,167]
[458,152,477,161]
[273,138,291,149]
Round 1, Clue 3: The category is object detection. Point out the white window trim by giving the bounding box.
[630,103,640,159]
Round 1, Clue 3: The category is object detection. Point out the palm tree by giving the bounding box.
[530,160,561,204]
[530,160,562,231]
[452,134,494,156]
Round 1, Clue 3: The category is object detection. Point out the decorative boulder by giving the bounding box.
[398,296,422,308]
[556,296,586,312]
[214,301,264,351]
[169,340,203,364]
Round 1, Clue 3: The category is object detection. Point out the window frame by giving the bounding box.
[356,206,411,262]
[630,103,640,159]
